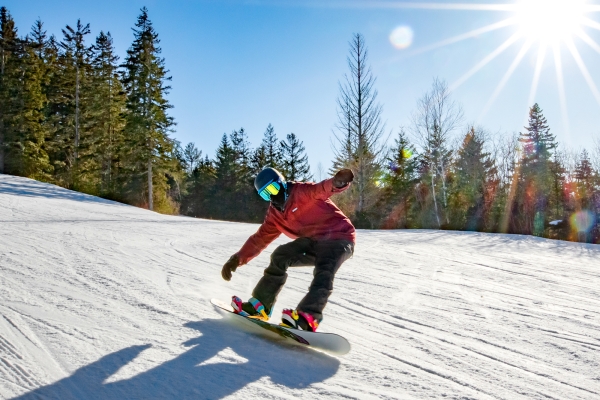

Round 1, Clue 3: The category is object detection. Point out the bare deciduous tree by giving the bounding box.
[411,78,463,227]
[332,33,386,218]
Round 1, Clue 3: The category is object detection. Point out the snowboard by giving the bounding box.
[211,298,351,356]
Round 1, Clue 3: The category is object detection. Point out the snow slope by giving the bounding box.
[1,174,599,400]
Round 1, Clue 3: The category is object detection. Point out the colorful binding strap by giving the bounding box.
[248,297,270,320]
[231,296,249,317]
[298,310,319,332]
[281,309,319,332]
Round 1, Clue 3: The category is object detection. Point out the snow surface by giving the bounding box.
[1,174,599,400]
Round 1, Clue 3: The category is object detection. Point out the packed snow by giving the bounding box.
[1,174,599,399]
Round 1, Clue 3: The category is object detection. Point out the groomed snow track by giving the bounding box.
[1,174,599,399]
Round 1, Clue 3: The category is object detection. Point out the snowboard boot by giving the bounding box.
[231,296,271,321]
[281,309,320,332]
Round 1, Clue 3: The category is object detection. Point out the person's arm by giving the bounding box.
[236,215,281,265]
[221,211,281,281]
[305,169,354,200]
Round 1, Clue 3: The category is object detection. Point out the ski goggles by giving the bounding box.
[258,181,281,201]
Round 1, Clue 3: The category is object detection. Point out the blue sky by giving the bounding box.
[5,0,600,174]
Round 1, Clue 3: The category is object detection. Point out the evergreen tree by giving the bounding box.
[0,14,52,179]
[80,31,127,196]
[121,7,176,211]
[0,6,18,174]
[60,20,91,170]
[573,149,595,209]
[230,127,264,220]
[43,19,92,187]
[332,33,385,225]
[230,127,252,174]
[512,104,557,235]
[280,132,311,181]
[376,129,418,228]
[253,123,282,172]
[250,144,267,174]
[212,134,239,220]
[183,142,201,175]
[448,127,497,231]
[181,155,215,218]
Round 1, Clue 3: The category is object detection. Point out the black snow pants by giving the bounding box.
[251,237,354,321]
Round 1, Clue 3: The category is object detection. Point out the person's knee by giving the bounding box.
[269,247,290,272]
[310,270,335,291]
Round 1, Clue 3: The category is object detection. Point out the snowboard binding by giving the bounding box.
[281,309,320,332]
[231,296,271,321]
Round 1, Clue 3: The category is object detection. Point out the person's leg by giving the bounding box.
[296,240,354,321]
[250,237,316,313]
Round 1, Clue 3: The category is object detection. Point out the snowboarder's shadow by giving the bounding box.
[13,317,340,399]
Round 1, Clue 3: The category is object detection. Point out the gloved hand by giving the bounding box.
[221,254,240,281]
[333,169,354,188]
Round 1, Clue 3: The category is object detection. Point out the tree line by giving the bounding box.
[331,34,600,243]
[0,6,313,219]
[0,6,179,212]
[1,7,599,243]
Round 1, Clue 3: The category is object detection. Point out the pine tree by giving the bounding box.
[121,7,176,211]
[230,127,252,175]
[230,127,264,221]
[280,132,312,181]
[253,123,282,172]
[251,145,267,174]
[183,142,201,175]
[332,33,386,225]
[0,14,52,179]
[448,127,496,231]
[512,103,557,235]
[60,20,91,169]
[212,134,239,220]
[181,155,215,218]
[376,129,418,228]
[0,7,18,174]
[43,19,92,187]
[574,149,595,209]
[81,31,126,196]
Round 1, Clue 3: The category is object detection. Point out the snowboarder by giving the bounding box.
[221,167,356,332]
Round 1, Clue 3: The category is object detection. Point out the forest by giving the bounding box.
[1,6,599,243]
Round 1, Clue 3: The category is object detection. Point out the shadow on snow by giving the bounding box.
[12,317,340,400]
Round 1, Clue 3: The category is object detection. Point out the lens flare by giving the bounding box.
[570,210,595,232]
[390,26,414,49]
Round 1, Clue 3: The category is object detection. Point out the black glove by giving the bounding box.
[333,169,354,188]
[221,254,240,281]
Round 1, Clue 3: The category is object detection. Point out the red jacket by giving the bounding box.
[236,178,356,265]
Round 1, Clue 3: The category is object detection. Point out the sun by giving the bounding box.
[390,0,600,133]
[515,0,588,44]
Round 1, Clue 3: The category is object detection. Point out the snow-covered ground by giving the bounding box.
[1,174,599,400]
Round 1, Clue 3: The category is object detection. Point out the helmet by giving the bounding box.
[254,167,287,201]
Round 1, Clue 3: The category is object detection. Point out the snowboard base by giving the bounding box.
[211,298,350,356]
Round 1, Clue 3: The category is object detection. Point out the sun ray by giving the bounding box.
[577,29,600,54]
[565,39,600,108]
[407,17,518,57]
[478,39,534,122]
[552,44,570,136]
[527,44,547,109]
[449,32,520,92]
[325,2,517,11]
[582,17,600,31]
